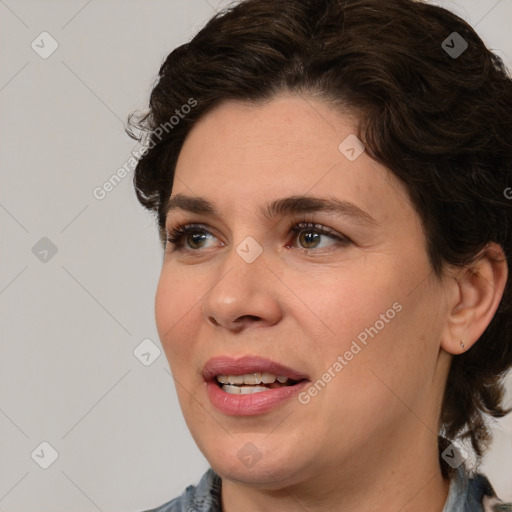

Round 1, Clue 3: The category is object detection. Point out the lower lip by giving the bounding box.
[206,380,309,415]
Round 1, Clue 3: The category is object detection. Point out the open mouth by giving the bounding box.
[215,372,304,395]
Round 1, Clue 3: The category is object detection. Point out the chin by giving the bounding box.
[214,460,302,488]
[199,437,308,488]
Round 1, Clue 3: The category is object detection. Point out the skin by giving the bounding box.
[154,93,507,512]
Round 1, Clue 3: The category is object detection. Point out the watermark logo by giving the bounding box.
[31,32,59,59]
[441,32,468,59]
[31,441,59,469]
[93,98,197,201]
[149,97,197,141]
[298,301,403,405]
[236,236,263,263]
[133,338,161,366]
[92,149,142,201]
[237,442,263,468]
[441,441,469,469]
[338,134,365,161]
[32,237,58,263]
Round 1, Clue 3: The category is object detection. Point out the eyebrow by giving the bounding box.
[164,193,378,227]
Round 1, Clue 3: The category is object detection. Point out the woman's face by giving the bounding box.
[155,94,453,488]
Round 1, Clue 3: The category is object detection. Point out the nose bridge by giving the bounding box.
[219,229,268,289]
[201,236,281,330]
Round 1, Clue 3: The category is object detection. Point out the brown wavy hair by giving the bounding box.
[127,0,512,478]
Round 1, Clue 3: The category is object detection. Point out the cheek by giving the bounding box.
[324,281,443,422]
[298,268,401,358]
[300,263,433,399]
[155,267,201,364]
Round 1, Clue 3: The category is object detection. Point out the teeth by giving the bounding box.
[243,372,262,385]
[222,384,270,395]
[240,385,269,395]
[261,372,277,384]
[216,373,289,385]
[221,384,241,394]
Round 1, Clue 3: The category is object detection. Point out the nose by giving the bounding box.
[201,246,282,333]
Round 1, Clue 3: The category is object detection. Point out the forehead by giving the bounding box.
[178,95,353,168]
[172,94,413,223]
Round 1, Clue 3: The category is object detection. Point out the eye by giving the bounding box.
[166,223,218,251]
[289,222,349,251]
[165,222,350,253]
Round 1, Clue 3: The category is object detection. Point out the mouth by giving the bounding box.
[203,355,310,395]
[203,355,310,415]
[215,372,303,394]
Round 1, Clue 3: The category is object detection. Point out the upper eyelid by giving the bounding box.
[166,221,347,246]
[166,222,213,237]
[165,221,341,235]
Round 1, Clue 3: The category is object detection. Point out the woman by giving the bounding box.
[128,0,512,510]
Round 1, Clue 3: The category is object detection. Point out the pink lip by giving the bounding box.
[203,355,310,416]
[202,355,309,381]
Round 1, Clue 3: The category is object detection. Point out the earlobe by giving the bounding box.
[440,243,508,355]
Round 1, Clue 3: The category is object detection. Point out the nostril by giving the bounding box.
[207,314,261,330]
[233,315,262,329]
[237,315,261,322]
[208,316,220,327]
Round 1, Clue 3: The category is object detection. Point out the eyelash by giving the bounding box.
[165,222,350,253]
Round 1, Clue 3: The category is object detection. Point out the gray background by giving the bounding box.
[1,1,511,510]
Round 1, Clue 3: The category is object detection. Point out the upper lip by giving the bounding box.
[202,355,310,382]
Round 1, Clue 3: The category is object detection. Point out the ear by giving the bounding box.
[440,242,508,355]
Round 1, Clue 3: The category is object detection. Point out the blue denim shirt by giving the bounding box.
[142,465,512,512]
